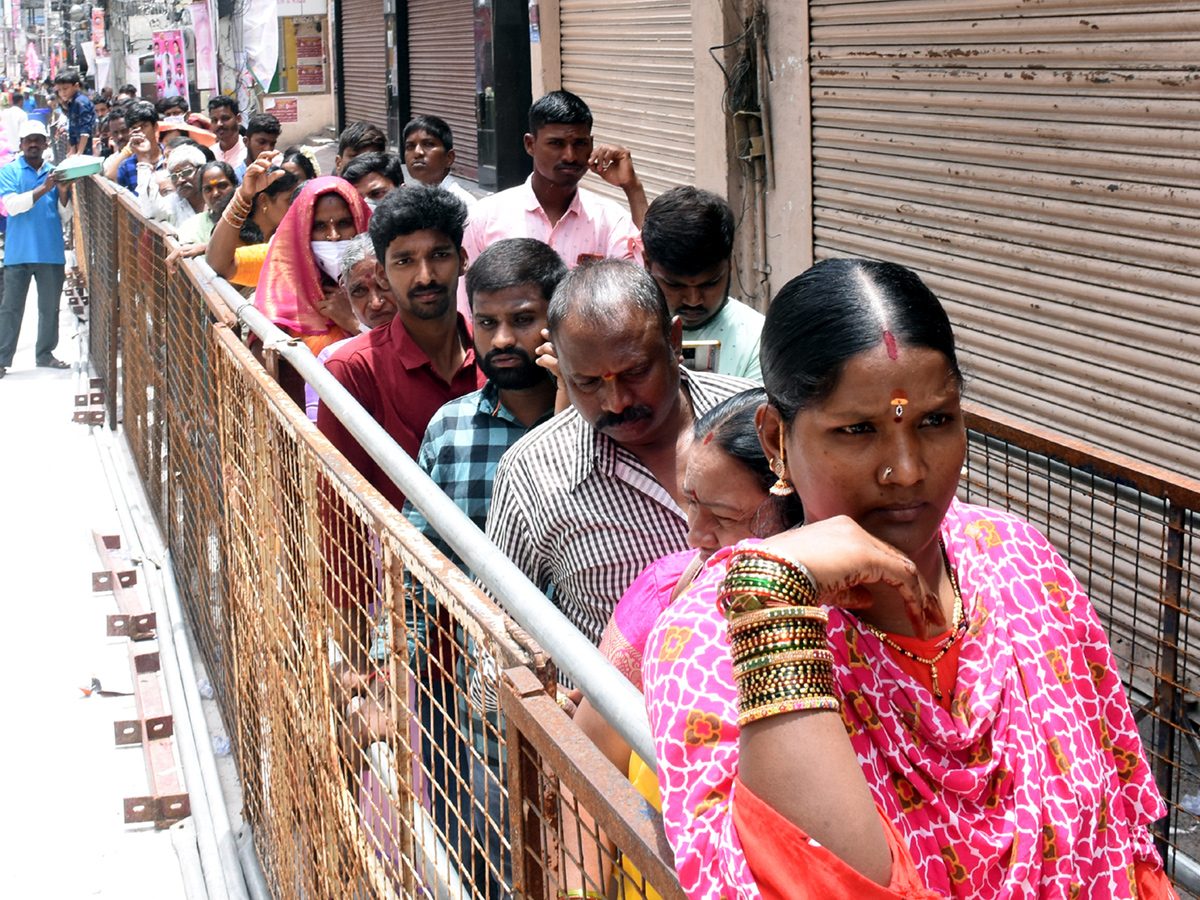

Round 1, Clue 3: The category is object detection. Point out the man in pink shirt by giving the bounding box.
[462,90,646,272]
[204,95,246,170]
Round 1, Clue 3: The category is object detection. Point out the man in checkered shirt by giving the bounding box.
[401,237,565,565]
[485,258,757,647]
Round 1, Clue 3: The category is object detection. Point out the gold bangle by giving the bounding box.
[728,605,828,633]
[738,695,840,727]
[732,648,835,679]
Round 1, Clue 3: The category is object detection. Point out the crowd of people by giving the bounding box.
[0,66,1173,899]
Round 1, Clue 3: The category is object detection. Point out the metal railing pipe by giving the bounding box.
[194,260,659,773]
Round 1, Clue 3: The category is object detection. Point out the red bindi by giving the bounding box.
[883,330,898,360]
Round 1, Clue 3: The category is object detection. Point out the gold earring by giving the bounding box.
[770,429,795,497]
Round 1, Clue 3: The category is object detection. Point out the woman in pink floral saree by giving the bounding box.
[642,258,1174,900]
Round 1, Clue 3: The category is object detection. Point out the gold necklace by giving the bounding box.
[857,539,966,700]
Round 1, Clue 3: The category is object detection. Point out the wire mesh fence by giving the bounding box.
[75,175,1200,898]
[76,176,686,899]
[76,176,119,428]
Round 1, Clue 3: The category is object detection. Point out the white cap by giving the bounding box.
[18,119,48,139]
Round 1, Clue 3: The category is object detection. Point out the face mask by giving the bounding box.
[311,240,349,281]
[364,198,380,213]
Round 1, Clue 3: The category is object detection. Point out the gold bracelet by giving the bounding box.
[738,695,840,727]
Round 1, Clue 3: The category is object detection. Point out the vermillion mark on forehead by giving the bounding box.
[855,267,898,360]
[883,330,898,360]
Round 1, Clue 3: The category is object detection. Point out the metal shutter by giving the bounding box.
[339,0,389,129]
[408,0,479,179]
[559,0,695,204]
[807,1,1200,479]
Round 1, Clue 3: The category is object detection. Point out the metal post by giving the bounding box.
[1153,505,1186,866]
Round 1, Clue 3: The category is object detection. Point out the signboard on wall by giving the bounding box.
[264,96,298,122]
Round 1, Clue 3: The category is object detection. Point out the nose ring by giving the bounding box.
[882,466,893,482]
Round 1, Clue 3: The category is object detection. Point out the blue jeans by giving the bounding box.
[0,263,66,367]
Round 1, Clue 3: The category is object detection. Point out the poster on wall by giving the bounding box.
[153,29,189,98]
[189,2,218,91]
[264,97,298,123]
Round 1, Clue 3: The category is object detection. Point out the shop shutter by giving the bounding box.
[559,0,695,205]
[338,0,389,129]
[408,0,479,179]
[807,0,1200,478]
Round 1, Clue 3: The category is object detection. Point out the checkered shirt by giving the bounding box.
[484,368,757,646]
[402,381,554,573]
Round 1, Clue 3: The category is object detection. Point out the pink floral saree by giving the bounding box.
[643,499,1169,900]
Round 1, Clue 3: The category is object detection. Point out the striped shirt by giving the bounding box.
[484,368,755,646]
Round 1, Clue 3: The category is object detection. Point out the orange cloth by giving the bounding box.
[733,777,944,899]
[299,327,352,357]
[230,242,267,287]
[878,631,963,713]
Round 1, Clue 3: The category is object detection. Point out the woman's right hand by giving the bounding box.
[237,149,284,200]
[756,517,945,639]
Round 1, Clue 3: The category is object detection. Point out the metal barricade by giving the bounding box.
[74,174,683,900]
[76,176,120,429]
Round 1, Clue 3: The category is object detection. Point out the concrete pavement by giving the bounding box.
[0,287,189,898]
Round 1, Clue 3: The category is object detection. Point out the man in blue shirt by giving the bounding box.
[0,120,72,377]
[54,69,95,157]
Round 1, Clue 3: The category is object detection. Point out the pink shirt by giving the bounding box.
[463,176,643,269]
[215,135,246,169]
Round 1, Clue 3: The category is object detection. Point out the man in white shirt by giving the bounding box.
[402,114,477,207]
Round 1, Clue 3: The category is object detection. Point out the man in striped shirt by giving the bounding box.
[485,259,757,646]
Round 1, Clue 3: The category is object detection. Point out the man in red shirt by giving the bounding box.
[317,183,484,511]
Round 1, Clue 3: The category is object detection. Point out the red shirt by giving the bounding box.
[317,312,484,511]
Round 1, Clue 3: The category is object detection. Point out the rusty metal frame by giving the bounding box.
[503,666,686,900]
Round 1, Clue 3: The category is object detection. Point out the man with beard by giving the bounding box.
[318,184,484,511]
[0,120,73,377]
[401,237,563,567]
[642,186,765,380]
[396,238,563,900]
[165,160,240,273]
[486,259,755,645]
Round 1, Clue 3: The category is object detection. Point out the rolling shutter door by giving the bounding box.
[559,0,695,204]
[408,0,479,179]
[807,1,1200,478]
[339,0,388,128]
